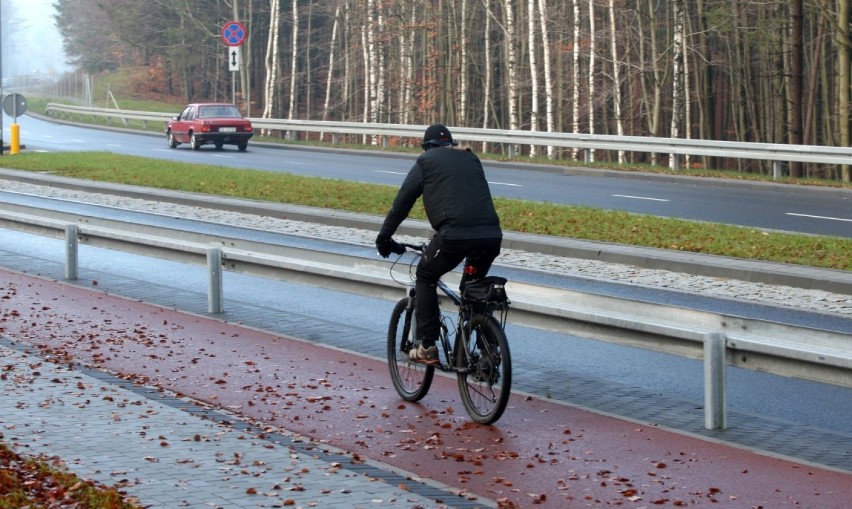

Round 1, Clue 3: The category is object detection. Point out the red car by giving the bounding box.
[166,103,253,151]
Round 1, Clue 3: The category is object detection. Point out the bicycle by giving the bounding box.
[386,242,512,424]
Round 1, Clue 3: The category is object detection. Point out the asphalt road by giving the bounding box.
[11,112,852,238]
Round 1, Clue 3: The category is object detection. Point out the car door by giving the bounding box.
[172,105,195,142]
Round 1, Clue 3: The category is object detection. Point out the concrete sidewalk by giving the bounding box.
[1,268,849,508]
[0,340,457,509]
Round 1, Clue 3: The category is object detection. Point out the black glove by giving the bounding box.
[376,234,405,258]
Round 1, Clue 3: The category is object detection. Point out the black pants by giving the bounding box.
[415,235,502,347]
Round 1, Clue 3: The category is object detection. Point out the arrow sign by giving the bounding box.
[228,47,241,72]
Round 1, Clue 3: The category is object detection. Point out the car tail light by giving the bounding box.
[201,123,212,133]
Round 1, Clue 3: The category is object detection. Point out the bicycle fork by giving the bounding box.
[404,288,417,351]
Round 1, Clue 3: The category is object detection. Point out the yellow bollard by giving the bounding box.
[10,123,20,155]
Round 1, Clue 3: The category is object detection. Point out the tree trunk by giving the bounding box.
[505,0,519,135]
[262,0,280,135]
[839,0,850,182]
[572,0,580,159]
[669,0,684,170]
[482,0,493,152]
[321,4,341,126]
[538,0,555,159]
[609,0,624,163]
[587,0,596,162]
[528,0,539,157]
[789,0,804,177]
[287,0,299,123]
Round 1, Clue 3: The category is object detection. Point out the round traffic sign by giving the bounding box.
[2,93,27,118]
[221,21,247,47]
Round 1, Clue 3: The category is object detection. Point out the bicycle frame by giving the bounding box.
[387,241,513,424]
[394,244,500,374]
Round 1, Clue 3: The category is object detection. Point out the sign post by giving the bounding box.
[221,21,247,105]
[2,93,27,155]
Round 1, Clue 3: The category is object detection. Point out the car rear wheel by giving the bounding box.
[190,132,201,150]
[237,141,248,152]
[167,132,178,149]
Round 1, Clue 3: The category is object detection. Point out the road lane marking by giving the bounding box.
[612,194,670,202]
[375,170,407,176]
[786,212,852,223]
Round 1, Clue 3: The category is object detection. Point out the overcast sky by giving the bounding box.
[2,0,69,78]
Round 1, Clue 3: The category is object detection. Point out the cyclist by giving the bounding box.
[376,124,502,365]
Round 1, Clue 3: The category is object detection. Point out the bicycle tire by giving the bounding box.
[387,297,434,401]
[456,313,512,424]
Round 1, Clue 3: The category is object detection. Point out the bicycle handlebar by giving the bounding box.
[398,242,426,253]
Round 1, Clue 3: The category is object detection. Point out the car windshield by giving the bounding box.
[198,105,242,119]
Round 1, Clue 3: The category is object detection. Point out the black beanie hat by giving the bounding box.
[422,124,457,150]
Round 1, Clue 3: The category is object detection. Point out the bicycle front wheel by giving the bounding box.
[387,298,434,402]
[456,313,512,424]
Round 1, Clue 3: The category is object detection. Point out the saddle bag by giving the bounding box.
[462,276,509,304]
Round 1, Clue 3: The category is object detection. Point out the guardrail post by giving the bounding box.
[772,161,782,180]
[671,154,681,171]
[64,224,79,280]
[207,248,224,313]
[704,332,727,430]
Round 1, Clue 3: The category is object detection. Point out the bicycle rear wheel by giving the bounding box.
[456,313,512,424]
[387,298,434,401]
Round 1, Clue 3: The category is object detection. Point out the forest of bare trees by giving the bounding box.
[51,0,852,181]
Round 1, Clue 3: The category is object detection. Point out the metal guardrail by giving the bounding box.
[44,103,852,174]
[1,202,850,431]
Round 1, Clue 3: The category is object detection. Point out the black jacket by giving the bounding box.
[379,147,502,240]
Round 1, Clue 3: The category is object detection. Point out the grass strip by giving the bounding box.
[0,442,140,508]
[1,151,849,271]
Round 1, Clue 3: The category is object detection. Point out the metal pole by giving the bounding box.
[207,248,224,313]
[704,333,727,430]
[65,225,79,280]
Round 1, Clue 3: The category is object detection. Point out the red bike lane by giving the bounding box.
[1,268,848,508]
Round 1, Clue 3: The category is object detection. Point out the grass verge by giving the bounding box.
[1,151,850,271]
[0,442,139,508]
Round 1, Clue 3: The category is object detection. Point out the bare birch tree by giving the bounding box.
[587,0,596,162]
[639,0,665,165]
[482,0,493,152]
[572,0,581,159]
[608,0,624,163]
[400,2,416,126]
[528,0,539,157]
[669,0,684,170]
[287,0,299,123]
[538,0,555,159]
[460,0,469,124]
[503,0,520,134]
[839,0,850,182]
[262,0,281,136]
[321,4,341,131]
